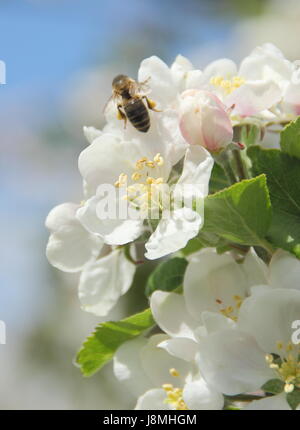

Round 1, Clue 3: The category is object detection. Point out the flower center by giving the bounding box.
[162,368,188,410]
[114,153,167,215]
[210,75,245,95]
[215,295,243,322]
[265,342,300,393]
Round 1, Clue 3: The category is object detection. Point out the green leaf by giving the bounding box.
[180,232,222,256]
[248,146,300,257]
[280,117,300,159]
[287,388,300,410]
[202,174,272,248]
[262,379,285,394]
[209,163,230,194]
[145,257,188,297]
[76,308,154,377]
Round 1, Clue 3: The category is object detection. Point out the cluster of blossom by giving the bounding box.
[46,43,300,409]
[115,249,300,410]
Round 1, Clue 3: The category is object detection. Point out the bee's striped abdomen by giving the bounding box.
[124,99,150,132]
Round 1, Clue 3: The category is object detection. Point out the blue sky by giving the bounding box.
[0,0,231,97]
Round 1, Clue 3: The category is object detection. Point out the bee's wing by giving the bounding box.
[102,93,119,114]
[128,80,140,97]
[137,77,151,94]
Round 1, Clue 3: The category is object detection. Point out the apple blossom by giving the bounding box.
[179,90,233,152]
[150,248,268,337]
[200,43,294,117]
[77,132,213,260]
[113,334,223,410]
[197,289,300,400]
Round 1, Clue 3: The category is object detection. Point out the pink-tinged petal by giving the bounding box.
[227,80,281,116]
[179,90,233,152]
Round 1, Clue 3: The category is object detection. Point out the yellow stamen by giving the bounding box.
[169,368,180,377]
[284,383,294,393]
[154,153,164,166]
[265,343,300,392]
[146,177,155,185]
[131,172,141,181]
[135,157,148,170]
[162,384,173,391]
[210,75,245,95]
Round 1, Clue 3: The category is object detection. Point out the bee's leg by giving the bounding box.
[143,96,161,112]
[117,105,127,128]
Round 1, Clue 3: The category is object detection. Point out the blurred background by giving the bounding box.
[1,0,300,409]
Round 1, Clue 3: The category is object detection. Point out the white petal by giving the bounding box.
[241,248,268,291]
[77,194,144,245]
[135,389,172,410]
[202,58,238,81]
[239,44,293,84]
[184,249,248,321]
[244,393,291,410]
[197,329,273,395]
[176,145,214,196]
[183,378,224,410]
[238,288,300,355]
[46,203,102,273]
[171,54,194,91]
[185,70,204,90]
[78,249,135,316]
[157,108,187,166]
[145,208,202,260]
[201,311,236,335]
[283,78,300,115]
[150,291,199,340]
[138,56,176,107]
[45,202,78,232]
[140,334,191,387]
[114,337,153,398]
[83,126,102,144]
[269,250,300,291]
[227,80,282,116]
[78,134,142,193]
[158,338,199,362]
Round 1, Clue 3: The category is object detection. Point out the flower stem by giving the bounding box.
[233,149,248,181]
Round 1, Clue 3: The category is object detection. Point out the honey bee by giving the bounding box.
[109,74,159,133]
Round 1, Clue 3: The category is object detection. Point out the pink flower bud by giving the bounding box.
[179,90,233,152]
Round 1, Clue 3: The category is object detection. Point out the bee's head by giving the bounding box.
[112,74,131,94]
